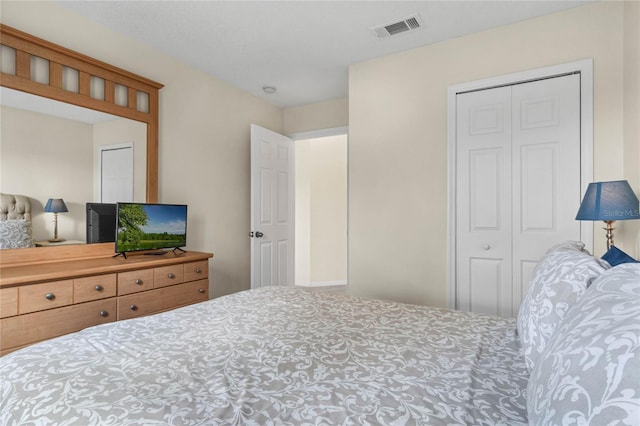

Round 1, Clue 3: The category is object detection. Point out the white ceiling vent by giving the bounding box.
[370,13,425,39]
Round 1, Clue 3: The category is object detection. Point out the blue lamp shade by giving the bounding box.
[575,180,640,221]
[44,198,68,213]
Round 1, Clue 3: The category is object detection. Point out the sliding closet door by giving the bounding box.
[456,74,581,318]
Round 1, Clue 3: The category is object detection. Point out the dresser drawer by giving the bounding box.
[74,274,117,303]
[0,288,18,318]
[19,280,74,314]
[184,260,208,282]
[1,298,117,354]
[117,279,208,321]
[118,269,154,295]
[154,264,184,288]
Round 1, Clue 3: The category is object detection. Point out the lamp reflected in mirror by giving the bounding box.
[44,198,68,242]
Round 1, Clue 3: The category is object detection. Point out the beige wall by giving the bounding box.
[295,135,348,286]
[0,106,93,241]
[620,1,640,256]
[93,118,147,203]
[295,140,312,284]
[1,2,283,298]
[284,98,348,135]
[348,1,636,307]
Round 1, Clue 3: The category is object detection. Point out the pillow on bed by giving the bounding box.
[527,263,640,425]
[0,219,35,249]
[517,241,609,372]
[602,245,639,267]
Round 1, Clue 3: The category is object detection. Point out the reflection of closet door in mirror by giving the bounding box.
[99,143,133,203]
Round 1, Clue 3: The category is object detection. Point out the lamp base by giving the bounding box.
[48,238,66,243]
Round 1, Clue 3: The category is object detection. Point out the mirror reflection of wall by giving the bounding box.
[0,89,147,243]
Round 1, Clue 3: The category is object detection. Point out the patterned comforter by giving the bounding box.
[0,287,529,425]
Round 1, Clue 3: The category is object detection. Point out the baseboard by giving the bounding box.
[295,280,348,287]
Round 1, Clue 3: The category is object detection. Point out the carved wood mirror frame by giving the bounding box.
[0,24,163,202]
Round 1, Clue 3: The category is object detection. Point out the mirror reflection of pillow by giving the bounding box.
[0,219,35,249]
[601,245,639,267]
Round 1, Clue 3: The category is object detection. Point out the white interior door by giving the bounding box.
[456,86,513,317]
[99,143,133,203]
[250,124,294,289]
[455,74,582,317]
[511,75,581,311]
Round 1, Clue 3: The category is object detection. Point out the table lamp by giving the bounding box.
[44,198,68,242]
[575,180,640,250]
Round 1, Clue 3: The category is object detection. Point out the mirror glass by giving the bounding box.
[0,87,147,245]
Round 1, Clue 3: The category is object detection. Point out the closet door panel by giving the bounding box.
[455,86,512,316]
[511,74,582,313]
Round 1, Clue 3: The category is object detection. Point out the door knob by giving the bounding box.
[255,231,264,238]
[483,244,491,250]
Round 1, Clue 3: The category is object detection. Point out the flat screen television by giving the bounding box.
[115,203,187,256]
[86,203,117,244]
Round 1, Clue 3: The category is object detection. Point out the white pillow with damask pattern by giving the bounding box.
[527,263,640,425]
[517,241,609,372]
[0,219,35,249]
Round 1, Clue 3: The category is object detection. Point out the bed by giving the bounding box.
[1,242,638,425]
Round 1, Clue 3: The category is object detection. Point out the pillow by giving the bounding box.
[527,263,640,425]
[602,245,639,267]
[517,241,609,372]
[0,219,35,249]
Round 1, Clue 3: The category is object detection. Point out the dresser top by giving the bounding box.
[0,250,213,287]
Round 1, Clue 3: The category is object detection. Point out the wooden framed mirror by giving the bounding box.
[0,24,163,202]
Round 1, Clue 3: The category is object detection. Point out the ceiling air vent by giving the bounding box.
[371,13,424,39]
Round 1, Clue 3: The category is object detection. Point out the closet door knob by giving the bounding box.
[45,293,55,300]
[95,285,104,291]
[99,311,109,317]
[130,305,138,311]
[135,279,143,285]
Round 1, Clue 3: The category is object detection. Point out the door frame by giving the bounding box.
[287,126,349,288]
[446,59,594,310]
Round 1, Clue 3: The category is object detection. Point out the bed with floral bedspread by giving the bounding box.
[2,241,638,425]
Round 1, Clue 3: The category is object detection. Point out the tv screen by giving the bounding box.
[86,203,117,244]
[115,203,187,254]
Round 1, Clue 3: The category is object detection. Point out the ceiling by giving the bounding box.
[55,1,590,108]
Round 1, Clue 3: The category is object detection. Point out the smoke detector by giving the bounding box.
[370,13,425,39]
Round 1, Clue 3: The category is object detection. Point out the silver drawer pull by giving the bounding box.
[45,293,55,300]
[95,285,104,292]
[99,311,109,317]
[195,268,202,274]
[130,305,138,311]
[167,273,175,279]
[135,279,143,285]
[199,288,205,294]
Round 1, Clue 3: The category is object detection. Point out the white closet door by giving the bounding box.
[100,144,133,203]
[511,74,581,313]
[456,86,512,317]
[455,74,581,318]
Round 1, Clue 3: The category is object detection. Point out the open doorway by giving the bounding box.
[294,131,348,289]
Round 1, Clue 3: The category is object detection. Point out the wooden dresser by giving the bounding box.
[0,243,213,355]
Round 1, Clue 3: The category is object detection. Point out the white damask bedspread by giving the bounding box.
[0,287,528,425]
